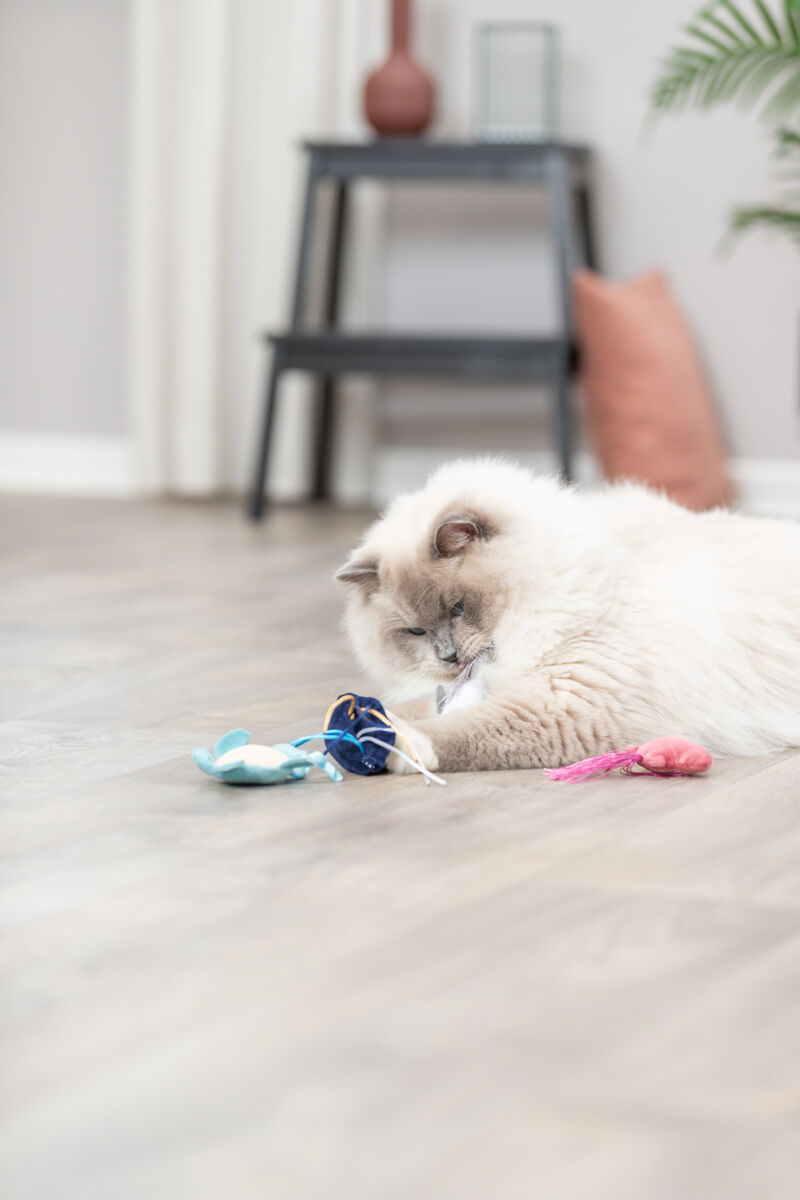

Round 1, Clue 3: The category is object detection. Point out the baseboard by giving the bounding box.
[730,457,800,519]
[373,448,596,508]
[0,431,135,497]
[373,447,800,520]
[2,432,798,518]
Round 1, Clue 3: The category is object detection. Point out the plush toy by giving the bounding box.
[544,736,713,782]
[193,729,343,786]
[322,693,396,774]
[321,692,446,783]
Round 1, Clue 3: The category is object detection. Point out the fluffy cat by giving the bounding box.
[335,458,800,773]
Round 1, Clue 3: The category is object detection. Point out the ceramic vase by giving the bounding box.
[364,0,434,136]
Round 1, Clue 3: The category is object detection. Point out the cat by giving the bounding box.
[335,457,800,773]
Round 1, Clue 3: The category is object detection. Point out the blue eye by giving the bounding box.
[406,627,426,636]
[451,599,465,617]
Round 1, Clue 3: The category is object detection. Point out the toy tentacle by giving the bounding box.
[306,751,343,782]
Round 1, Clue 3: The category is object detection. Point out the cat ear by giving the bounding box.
[335,558,380,590]
[432,514,487,558]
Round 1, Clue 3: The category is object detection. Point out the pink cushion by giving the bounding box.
[574,269,733,511]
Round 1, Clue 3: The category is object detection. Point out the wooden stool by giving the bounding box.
[249,139,597,518]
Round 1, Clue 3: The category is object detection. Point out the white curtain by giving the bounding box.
[128,0,383,500]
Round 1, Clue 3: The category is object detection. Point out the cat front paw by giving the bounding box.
[384,714,439,775]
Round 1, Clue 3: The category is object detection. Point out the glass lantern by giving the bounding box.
[475,22,559,142]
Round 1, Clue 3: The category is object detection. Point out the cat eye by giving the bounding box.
[451,599,465,617]
[406,627,426,636]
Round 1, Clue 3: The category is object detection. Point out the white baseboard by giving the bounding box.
[0,431,135,497]
[2,432,798,520]
[373,447,800,520]
[372,448,596,507]
[730,457,800,520]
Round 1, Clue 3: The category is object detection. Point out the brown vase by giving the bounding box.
[364,0,434,136]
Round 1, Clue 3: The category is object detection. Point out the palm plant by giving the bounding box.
[651,0,800,246]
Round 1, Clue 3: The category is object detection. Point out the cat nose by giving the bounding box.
[439,649,458,664]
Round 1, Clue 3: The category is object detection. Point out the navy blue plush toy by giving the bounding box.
[322,693,397,775]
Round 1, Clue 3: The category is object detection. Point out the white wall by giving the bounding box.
[376,0,800,479]
[0,0,130,437]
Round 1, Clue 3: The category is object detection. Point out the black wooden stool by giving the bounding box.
[249,139,597,518]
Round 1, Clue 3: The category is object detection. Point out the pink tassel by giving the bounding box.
[544,748,642,782]
[546,737,713,783]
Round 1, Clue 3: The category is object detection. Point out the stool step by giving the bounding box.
[265,332,576,380]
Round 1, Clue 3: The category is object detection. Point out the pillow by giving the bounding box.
[573,269,733,511]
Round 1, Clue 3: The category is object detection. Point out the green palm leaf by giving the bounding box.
[651,0,800,119]
[652,2,800,248]
[726,124,800,241]
[729,203,800,238]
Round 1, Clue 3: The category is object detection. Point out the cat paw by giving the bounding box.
[384,714,439,774]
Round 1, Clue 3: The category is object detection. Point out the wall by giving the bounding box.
[0,0,130,438]
[373,0,800,494]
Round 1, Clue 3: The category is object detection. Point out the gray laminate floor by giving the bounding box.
[2,495,800,1200]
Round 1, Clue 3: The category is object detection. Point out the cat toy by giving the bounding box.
[193,728,344,786]
[544,736,713,782]
[193,693,446,788]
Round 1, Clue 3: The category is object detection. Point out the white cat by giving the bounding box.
[336,458,800,773]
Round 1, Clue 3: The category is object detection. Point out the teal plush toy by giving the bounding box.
[193,728,342,786]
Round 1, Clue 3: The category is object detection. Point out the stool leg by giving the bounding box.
[312,181,349,503]
[312,376,335,501]
[248,349,284,520]
[546,153,577,484]
[575,182,599,272]
[553,352,573,484]
[291,160,320,329]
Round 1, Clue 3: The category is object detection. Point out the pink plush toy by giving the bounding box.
[544,736,712,782]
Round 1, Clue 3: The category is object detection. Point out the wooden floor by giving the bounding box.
[2,495,800,1200]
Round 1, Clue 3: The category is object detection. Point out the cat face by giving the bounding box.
[336,513,505,700]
